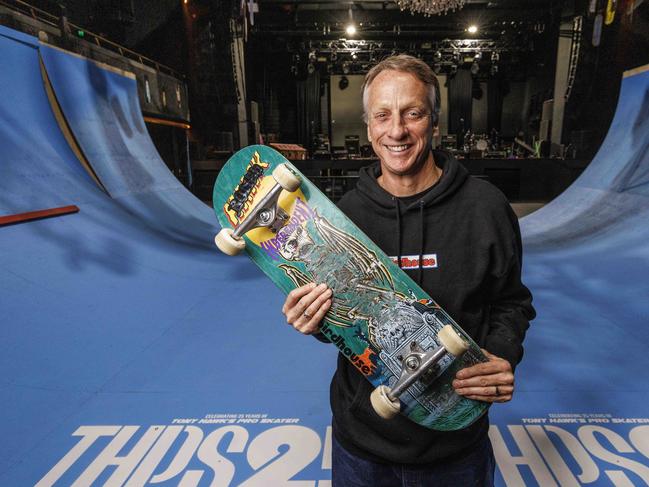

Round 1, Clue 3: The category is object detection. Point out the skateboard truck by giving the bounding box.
[370,325,469,419]
[215,164,301,255]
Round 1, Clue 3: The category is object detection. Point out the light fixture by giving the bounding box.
[470,61,479,76]
[345,6,357,36]
[491,51,500,63]
[467,25,478,34]
[397,0,466,17]
[342,61,351,75]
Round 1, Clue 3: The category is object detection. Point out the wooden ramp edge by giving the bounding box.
[0,205,79,226]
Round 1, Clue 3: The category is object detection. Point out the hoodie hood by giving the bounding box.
[355,149,469,215]
[353,150,469,284]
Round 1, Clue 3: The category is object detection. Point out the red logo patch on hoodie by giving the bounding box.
[390,254,438,270]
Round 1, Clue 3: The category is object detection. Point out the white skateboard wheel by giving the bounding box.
[272,163,301,192]
[438,325,469,357]
[370,385,401,419]
[214,228,245,256]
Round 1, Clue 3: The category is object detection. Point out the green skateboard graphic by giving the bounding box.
[213,145,488,431]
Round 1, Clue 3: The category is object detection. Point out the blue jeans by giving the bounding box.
[332,434,495,487]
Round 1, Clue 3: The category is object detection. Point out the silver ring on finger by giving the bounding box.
[303,311,312,319]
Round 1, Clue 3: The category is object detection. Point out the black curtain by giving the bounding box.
[487,76,506,133]
[448,69,473,136]
[297,71,321,148]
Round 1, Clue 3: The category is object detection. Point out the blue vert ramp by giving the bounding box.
[487,65,649,486]
[521,65,649,246]
[1,26,335,487]
[39,44,216,247]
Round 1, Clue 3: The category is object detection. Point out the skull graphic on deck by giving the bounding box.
[374,301,426,352]
[278,223,314,262]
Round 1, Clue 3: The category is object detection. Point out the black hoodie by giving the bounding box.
[330,150,535,465]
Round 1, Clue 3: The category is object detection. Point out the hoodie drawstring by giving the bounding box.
[395,198,426,286]
[394,198,402,270]
[418,200,425,285]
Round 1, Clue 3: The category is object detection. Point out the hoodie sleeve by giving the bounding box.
[483,208,536,370]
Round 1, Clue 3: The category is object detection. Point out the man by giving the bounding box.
[282,54,535,486]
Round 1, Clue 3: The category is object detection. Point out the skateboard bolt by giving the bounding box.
[406,356,420,370]
[259,209,272,224]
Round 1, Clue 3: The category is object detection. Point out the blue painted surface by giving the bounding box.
[490,66,649,486]
[40,44,217,247]
[1,29,335,486]
[1,24,649,485]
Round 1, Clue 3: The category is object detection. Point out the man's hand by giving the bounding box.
[452,350,514,403]
[281,283,332,335]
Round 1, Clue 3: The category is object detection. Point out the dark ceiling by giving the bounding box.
[248,0,566,76]
[253,0,562,39]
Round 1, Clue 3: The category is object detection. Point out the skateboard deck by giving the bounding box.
[212,145,489,431]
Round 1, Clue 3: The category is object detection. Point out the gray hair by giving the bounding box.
[361,54,441,125]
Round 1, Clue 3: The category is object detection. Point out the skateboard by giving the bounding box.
[212,145,489,431]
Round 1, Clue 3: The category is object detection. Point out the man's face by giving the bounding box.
[366,70,434,177]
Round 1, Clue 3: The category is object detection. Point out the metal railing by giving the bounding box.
[0,0,184,79]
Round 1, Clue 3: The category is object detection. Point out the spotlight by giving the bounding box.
[468,25,478,34]
[308,51,317,63]
[471,61,479,76]
[346,6,357,36]
[491,51,500,63]
[351,51,358,60]
[342,61,351,74]
[434,50,442,62]
[474,51,482,62]
[450,64,458,75]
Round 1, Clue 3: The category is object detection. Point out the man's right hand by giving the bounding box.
[281,282,332,335]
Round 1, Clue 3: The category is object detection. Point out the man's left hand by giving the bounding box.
[452,350,514,403]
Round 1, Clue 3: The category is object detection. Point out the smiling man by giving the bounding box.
[282,54,535,486]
